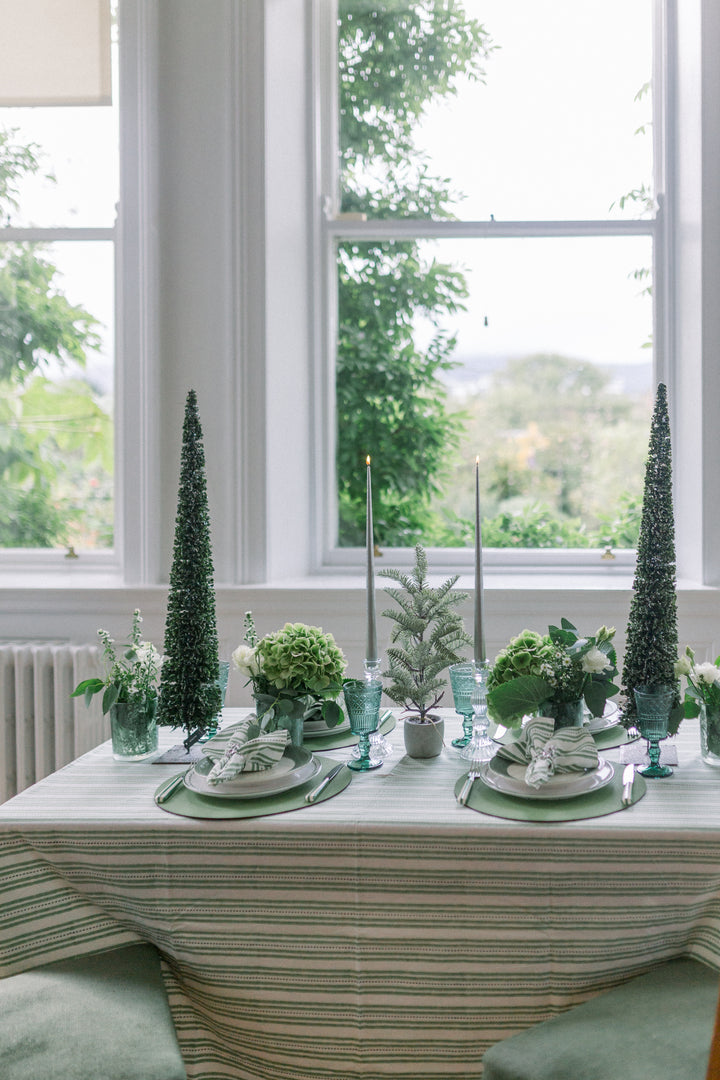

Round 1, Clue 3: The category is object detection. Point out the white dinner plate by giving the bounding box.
[303,716,351,738]
[479,755,615,801]
[585,700,620,734]
[184,747,320,800]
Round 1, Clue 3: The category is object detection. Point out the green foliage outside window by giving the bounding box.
[336,1,494,547]
[335,2,648,550]
[0,128,112,549]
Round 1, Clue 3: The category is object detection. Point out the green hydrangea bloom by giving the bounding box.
[257,623,346,692]
[489,630,556,690]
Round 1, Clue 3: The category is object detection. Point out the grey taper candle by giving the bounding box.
[474,457,486,663]
[366,456,378,662]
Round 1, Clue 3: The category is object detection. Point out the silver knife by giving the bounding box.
[305,762,346,803]
[621,763,635,806]
[156,769,190,804]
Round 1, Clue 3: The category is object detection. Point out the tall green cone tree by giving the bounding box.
[158,389,221,742]
[621,383,682,731]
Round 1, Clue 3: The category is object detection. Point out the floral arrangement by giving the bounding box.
[487,619,618,728]
[675,648,720,717]
[72,610,164,714]
[232,612,347,728]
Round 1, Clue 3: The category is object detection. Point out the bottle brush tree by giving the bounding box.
[158,389,221,745]
[621,382,683,731]
[380,543,472,720]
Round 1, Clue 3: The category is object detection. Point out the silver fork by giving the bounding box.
[457,758,484,806]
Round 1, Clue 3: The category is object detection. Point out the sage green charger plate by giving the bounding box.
[454,768,647,822]
[303,712,395,751]
[155,754,351,819]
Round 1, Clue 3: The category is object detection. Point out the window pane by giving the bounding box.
[0,105,119,228]
[338,0,653,221]
[335,235,653,548]
[0,241,114,549]
[0,5,118,228]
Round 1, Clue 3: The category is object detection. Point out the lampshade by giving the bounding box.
[0,0,111,106]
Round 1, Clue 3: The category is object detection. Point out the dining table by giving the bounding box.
[1,708,720,1080]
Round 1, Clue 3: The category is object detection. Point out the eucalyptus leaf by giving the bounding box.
[321,699,342,727]
[70,677,103,700]
[668,702,685,737]
[583,679,609,718]
[102,683,119,713]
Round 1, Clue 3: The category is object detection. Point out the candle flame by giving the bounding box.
[475,455,479,465]
[366,455,371,465]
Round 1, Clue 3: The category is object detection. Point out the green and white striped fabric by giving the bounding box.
[204,716,288,781]
[1,709,719,1080]
[496,715,598,786]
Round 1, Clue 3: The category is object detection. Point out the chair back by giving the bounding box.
[707,985,720,1080]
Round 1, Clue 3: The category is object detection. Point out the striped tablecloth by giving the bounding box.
[2,710,720,1080]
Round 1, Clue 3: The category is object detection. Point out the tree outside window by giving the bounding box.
[333,0,655,551]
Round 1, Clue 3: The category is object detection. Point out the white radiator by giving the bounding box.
[0,643,108,803]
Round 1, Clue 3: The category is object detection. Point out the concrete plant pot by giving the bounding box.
[403,715,444,758]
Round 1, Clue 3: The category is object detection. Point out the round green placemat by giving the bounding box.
[155,754,352,819]
[302,712,396,752]
[454,767,647,822]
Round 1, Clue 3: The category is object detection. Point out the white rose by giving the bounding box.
[232,643,261,678]
[695,662,720,686]
[674,655,693,677]
[581,646,611,675]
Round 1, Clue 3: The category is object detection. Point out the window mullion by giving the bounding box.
[325,218,656,242]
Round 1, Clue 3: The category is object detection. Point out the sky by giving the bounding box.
[398,0,655,376]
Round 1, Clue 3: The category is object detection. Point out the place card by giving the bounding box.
[153,744,204,764]
[618,741,679,766]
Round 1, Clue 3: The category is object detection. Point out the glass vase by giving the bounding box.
[700,703,720,767]
[200,661,230,742]
[109,698,158,761]
[540,698,584,730]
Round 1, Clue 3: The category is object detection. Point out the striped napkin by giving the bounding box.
[495,715,599,788]
[205,717,289,784]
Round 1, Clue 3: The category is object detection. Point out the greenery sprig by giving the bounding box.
[380,544,471,720]
[676,647,720,717]
[72,609,162,714]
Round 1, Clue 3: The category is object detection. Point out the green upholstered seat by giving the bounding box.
[482,958,719,1080]
[0,943,187,1080]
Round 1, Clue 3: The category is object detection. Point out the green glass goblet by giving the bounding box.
[634,684,674,778]
[343,678,383,772]
[449,662,476,748]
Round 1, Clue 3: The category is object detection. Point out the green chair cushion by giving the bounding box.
[0,943,187,1080]
[482,958,719,1080]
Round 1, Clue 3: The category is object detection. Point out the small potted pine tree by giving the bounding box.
[380,544,472,757]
